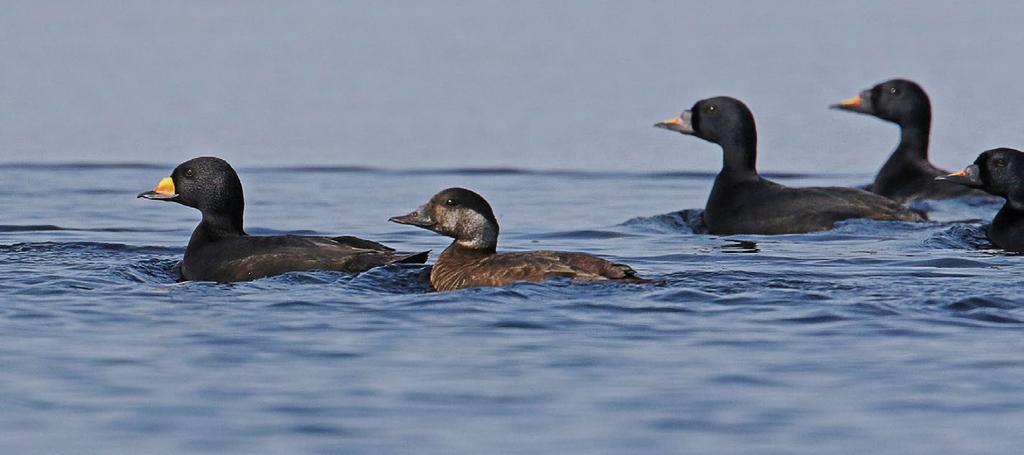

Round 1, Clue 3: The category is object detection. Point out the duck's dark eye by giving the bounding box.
[889,87,899,95]
[706,105,717,113]
[993,159,1007,168]
[445,199,459,207]
[183,168,195,178]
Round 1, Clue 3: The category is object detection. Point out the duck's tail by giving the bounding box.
[609,263,664,285]
[395,250,430,264]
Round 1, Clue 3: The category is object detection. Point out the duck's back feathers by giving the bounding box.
[705,177,924,235]
[430,248,644,291]
[182,234,427,282]
[329,235,396,251]
[871,158,992,202]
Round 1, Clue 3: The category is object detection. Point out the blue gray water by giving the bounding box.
[2,163,1023,454]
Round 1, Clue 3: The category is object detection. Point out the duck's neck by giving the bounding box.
[994,198,1024,229]
[719,140,759,180]
[451,217,498,252]
[895,121,930,162]
[194,211,246,242]
[439,241,495,260]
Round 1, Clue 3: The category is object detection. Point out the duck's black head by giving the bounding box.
[832,79,931,127]
[389,187,499,251]
[138,156,245,234]
[938,148,1024,202]
[655,96,756,146]
[655,96,758,172]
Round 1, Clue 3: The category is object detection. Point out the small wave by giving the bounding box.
[347,264,433,294]
[945,296,1021,311]
[0,224,65,232]
[490,320,552,329]
[1,161,884,184]
[0,162,165,170]
[916,296,1024,326]
[114,257,181,283]
[775,312,848,324]
[621,209,706,234]
[568,302,694,314]
[826,218,936,235]
[529,229,640,240]
[924,223,991,250]
[0,224,162,233]
[0,241,181,255]
[948,299,1024,324]
[909,195,1003,222]
[888,258,992,269]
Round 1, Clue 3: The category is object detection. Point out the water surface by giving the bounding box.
[2,164,1022,454]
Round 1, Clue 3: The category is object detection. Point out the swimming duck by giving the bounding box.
[138,156,427,282]
[389,187,645,291]
[831,79,988,202]
[655,96,924,235]
[937,148,1024,252]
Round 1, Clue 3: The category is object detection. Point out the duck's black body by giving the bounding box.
[139,157,426,282]
[180,230,426,283]
[832,79,988,202]
[989,207,1024,253]
[390,187,644,291]
[939,148,1024,252]
[705,171,922,235]
[655,96,924,235]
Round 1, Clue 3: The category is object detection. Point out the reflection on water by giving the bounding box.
[719,240,760,254]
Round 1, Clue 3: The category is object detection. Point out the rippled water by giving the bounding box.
[2,163,1023,454]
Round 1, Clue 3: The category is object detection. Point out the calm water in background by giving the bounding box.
[2,164,1023,454]
[3,1,1024,453]
[2,1,1024,173]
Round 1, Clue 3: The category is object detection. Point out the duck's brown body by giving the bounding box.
[430,243,642,291]
[390,187,647,292]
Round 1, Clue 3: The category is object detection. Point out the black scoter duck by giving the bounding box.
[138,156,427,282]
[831,78,988,202]
[937,148,1024,252]
[389,187,645,291]
[654,96,924,235]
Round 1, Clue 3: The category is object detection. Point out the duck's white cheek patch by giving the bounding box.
[456,211,498,249]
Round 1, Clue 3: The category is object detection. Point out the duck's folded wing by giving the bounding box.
[202,236,417,280]
[782,186,924,222]
[329,235,395,251]
[482,251,641,282]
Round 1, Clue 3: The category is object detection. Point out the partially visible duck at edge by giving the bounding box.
[831,78,989,202]
[937,148,1024,252]
[389,187,646,291]
[138,156,427,282]
[655,96,925,235]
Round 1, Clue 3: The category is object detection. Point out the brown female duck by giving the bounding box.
[389,187,645,291]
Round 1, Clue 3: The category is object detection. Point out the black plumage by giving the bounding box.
[138,156,426,282]
[938,148,1024,252]
[655,96,924,235]
[832,79,989,202]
